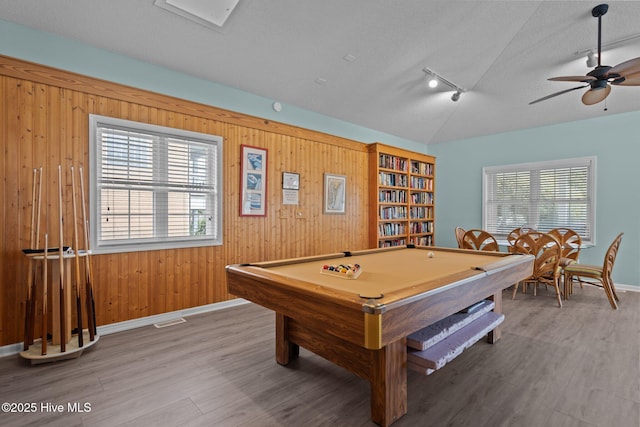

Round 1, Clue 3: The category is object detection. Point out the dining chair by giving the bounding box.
[506,227,536,250]
[461,229,499,252]
[548,227,582,295]
[563,233,624,310]
[510,231,563,307]
[506,227,537,294]
[454,227,466,249]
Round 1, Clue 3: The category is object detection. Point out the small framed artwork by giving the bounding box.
[240,145,268,216]
[282,172,300,190]
[324,173,346,214]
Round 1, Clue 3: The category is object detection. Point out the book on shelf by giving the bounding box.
[379,239,407,248]
[379,206,407,220]
[379,154,408,171]
[379,172,408,187]
[379,189,407,203]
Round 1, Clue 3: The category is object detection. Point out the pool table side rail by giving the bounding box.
[226,264,369,347]
[244,252,348,268]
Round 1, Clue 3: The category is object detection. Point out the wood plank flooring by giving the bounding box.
[1,285,638,427]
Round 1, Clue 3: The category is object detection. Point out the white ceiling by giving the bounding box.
[2,0,640,145]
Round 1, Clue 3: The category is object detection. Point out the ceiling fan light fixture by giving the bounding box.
[530,3,640,106]
[592,79,608,90]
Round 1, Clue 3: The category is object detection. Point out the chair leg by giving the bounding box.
[554,278,562,308]
[607,276,620,302]
[601,278,618,310]
[512,282,519,299]
[562,272,569,300]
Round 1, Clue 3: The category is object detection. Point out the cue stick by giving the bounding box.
[58,165,66,353]
[23,168,37,351]
[70,166,84,348]
[29,168,37,246]
[36,167,43,249]
[26,167,43,349]
[79,167,97,339]
[42,234,48,355]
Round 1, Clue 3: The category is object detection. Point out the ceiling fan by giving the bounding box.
[530,3,640,105]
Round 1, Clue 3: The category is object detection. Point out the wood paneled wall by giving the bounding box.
[0,55,370,346]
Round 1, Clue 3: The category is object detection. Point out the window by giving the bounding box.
[483,157,595,244]
[89,115,223,253]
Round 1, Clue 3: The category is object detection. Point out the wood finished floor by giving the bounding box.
[1,285,638,427]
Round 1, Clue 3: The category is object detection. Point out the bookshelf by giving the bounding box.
[368,143,435,248]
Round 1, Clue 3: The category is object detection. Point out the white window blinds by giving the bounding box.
[483,157,595,243]
[90,115,223,253]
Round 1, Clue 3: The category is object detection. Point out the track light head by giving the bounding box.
[422,67,466,101]
[586,50,598,67]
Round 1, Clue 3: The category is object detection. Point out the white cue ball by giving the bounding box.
[427,251,435,258]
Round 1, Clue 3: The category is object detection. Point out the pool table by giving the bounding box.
[226,245,533,426]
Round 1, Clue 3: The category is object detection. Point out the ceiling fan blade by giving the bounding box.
[607,57,640,77]
[529,85,589,105]
[548,76,597,83]
[612,72,640,86]
[581,85,611,105]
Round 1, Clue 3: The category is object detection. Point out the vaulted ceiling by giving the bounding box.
[2,0,640,144]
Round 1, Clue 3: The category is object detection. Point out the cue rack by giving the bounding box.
[20,165,99,363]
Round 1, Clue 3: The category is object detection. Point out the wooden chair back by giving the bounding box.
[454,227,466,249]
[549,227,582,264]
[461,229,499,252]
[512,232,561,283]
[506,227,535,247]
[603,233,624,282]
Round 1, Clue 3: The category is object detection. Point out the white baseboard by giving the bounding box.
[0,343,23,358]
[615,283,639,293]
[0,298,249,359]
[96,298,249,336]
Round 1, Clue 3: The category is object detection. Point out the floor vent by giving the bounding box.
[153,318,186,328]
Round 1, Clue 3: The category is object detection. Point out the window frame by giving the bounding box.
[482,156,596,245]
[89,114,223,254]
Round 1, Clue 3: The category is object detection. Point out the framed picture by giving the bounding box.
[240,145,268,216]
[282,172,300,190]
[324,173,346,214]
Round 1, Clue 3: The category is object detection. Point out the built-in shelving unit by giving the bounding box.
[368,143,435,248]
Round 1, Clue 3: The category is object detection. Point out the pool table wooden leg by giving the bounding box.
[370,338,407,427]
[275,312,299,365]
[487,290,502,344]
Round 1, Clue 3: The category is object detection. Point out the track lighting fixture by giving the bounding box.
[423,68,465,102]
[575,32,640,66]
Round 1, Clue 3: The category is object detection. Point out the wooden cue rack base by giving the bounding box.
[20,250,99,364]
[20,331,99,365]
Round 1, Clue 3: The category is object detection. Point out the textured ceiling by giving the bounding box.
[1,0,640,145]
